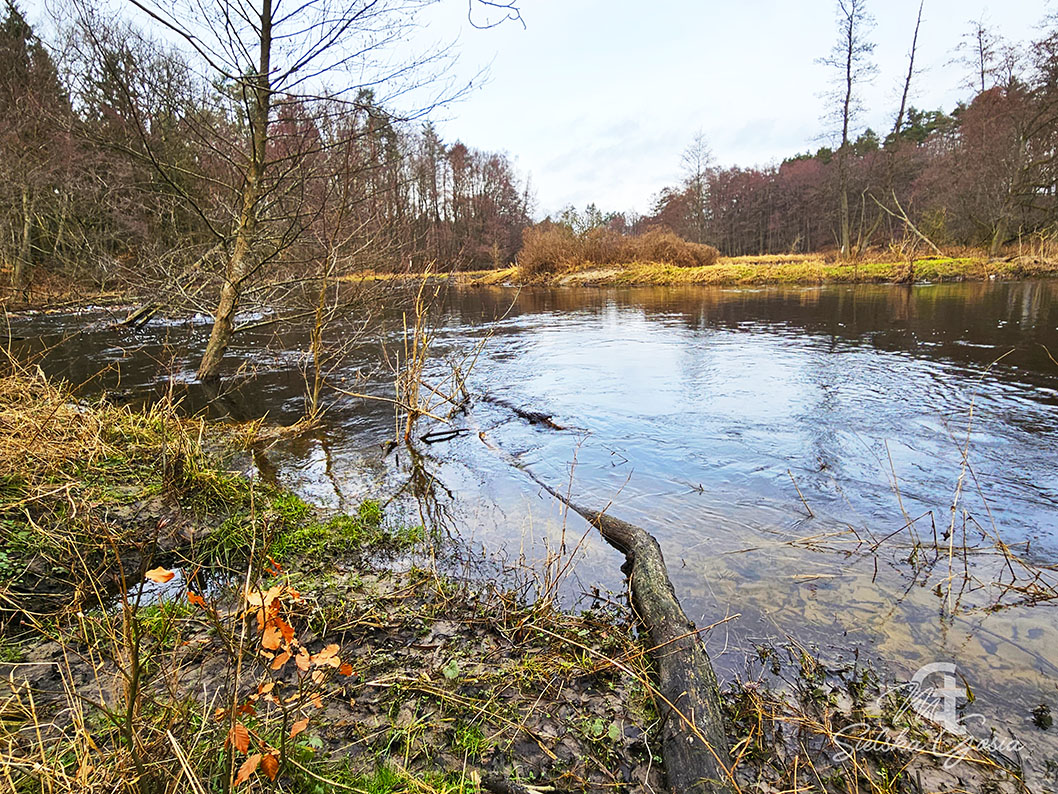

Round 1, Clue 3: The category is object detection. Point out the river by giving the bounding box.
[10,279,1058,769]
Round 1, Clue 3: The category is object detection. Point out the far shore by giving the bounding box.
[452,253,1058,288]
[4,253,1057,313]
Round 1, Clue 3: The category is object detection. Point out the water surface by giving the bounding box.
[12,280,1058,770]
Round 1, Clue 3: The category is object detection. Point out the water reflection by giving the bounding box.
[10,280,1058,765]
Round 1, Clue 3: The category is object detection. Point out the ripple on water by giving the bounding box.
[11,279,1058,765]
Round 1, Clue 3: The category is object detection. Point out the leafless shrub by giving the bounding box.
[630,228,719,267]
[518,224,719,275]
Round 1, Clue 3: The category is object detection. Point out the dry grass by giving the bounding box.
[0,365,268,625]
[503,252,1058,287]
[0,373,106,478]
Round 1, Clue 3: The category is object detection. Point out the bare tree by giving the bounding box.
[956,15,999,95]
[820,0,875,257]
[892,0,924,138]
[680,130,712,245]
[97,0,519,381]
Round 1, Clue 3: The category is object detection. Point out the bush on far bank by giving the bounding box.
[518,224,719,275]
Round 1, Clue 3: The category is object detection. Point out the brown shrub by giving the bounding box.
[517,224,719,275]
[518,225,582,275]
[582,227,625,265]
[630,229,719,267]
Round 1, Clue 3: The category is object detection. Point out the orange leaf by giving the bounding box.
[338,663,353,677]
[145,567,175,584]
[187,591,207,608]
[261,624,283,651]
[234,753,261,786]
[311,692,323,710]
[275,617,295,643]
[295,650,311,672]
[243,586,275,608]
[312,644,341,668]
[271,651,291,671]
[226,722,250,754]
[290,717,309,739]
[261,753,279,781]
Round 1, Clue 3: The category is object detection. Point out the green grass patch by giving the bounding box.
[269,499,426,563]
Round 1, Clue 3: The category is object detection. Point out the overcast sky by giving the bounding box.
[417,0,1052,218]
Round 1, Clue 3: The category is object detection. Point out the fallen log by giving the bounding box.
[473,430,733,793]
[566,502,734,794]
[480,395,567,430]
[119,302,161,329]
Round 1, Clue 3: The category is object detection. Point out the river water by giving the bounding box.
[10,280,1058,768]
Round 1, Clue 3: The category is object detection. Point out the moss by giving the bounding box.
[269,520,331,559]
[137,600,194,643]
[268,499,425,564]
[358,498,383,527]
[0,635,25,663]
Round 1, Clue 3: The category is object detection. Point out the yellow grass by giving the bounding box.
[355,255,1058,289]
[485,254,1058,287]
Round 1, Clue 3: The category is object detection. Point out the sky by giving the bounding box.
[414,0,1052,218]
[24,0,1051,219]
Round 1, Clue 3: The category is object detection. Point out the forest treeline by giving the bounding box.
[612,8,1058,259]
[7,1,1058,298]
[0,3,530,294]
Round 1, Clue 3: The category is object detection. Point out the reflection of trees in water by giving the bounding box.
[459,281,1058,378]
[16,282,1058,421]
[387,442,459,537]
[1013,280,1044,329]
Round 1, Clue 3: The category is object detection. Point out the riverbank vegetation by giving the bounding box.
[0,365,665,792]
[0,366,1041,794]
[484,251,1058,288]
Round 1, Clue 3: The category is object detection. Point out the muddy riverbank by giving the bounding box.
[1,369,1040,793]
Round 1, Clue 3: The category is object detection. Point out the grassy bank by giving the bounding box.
[457,253,1058,288]
[7,252,1056,315]
[0,370,1032,793]
[0,370,667,793]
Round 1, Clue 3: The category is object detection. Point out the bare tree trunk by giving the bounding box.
[990,215,1008,258]
[882,2,922,244]
[838,22,854,258]
[52,191,68,259]
[196,0,272,381]
[892,0,923,139]
[197,255,244,379]
[839,148,851,256]
[13,187,34,289]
